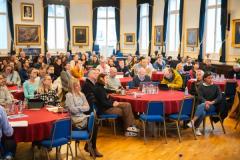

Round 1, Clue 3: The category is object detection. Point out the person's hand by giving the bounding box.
[205,101,211,109]
[209,101,215,105]
[6,81,13,86]
[205,103,210,110]
[113,101,119,107]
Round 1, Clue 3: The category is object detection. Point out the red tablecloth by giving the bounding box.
[151,71,164,81]
[187,79,240,92]
[110,89,187,114]
[79,77,133,87]
[7,86,24,101]
[9,108,68,142]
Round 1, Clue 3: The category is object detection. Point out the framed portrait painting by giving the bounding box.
[232,19,240,47]
[154,26,163,46]
[124,33,135,45]
[186,28,198,47]
[16,24,41,45]
[73,26,89,46]
[21,3,34,21]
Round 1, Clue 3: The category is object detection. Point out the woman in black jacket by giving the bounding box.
[188,72,222,136]
[93,73,139,136]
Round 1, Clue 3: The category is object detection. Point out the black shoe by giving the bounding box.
[84,144,89,153]
[93,149,103,157]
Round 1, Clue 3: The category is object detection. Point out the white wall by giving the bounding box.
[183,0,240,64]
[227,0,240,63]
[12,0,44,54]
[120,0,136,55]
[3,0,240,64]
[151,0,164,55]
[183,0,201,59]
[70,0,92,53]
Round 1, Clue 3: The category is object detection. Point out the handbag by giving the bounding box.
[71,114,89,129]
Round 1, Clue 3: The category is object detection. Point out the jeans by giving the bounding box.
[0,137,16,158]
[194,103,216,128]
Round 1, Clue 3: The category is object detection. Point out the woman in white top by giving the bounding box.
[65,78,102,157]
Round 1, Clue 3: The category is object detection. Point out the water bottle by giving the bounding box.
[18,101,23,114]
[234,74,236,80]
[156,86,159,94]
[184,87,188,96]
[142,84,146,93]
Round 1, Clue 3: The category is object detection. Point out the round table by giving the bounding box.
[9,108,68,142]
[187,79,240,91]
[7,86,24,101]
[151,71,164,81]
[110,89,187,114]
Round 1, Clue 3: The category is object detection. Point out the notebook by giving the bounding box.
[158,84,169,90]
[27,98,45,110]
[9,121,28,127]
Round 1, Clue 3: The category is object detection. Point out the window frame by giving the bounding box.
[204,0,222,57]
[139,3,149,55]
[167,0,180,55]
[47,4,66,54]
[0,0,8,52]
[96,7,116,58]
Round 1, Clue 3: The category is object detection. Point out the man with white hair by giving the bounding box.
[18,51,27,69]
[189,69,204,96]
[106,67,121,91]
[132,67,151,87]
[44,52,53,65]
[133,57,153,77]
[96,59,110,74]
[81,69,102,157]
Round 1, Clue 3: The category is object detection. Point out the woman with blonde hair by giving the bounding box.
[35,75,59,106]
[65,78,89,127]
[65,78,103,157]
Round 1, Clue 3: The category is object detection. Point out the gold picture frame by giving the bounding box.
[72,26,89,46]
[232,19,240,48]
[186,28,198,47]
[124,33,135,45]
[21,3,34,21]
[16,24,41,46]
[154,25,163,46]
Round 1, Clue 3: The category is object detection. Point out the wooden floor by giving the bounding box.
[15,117,240,160]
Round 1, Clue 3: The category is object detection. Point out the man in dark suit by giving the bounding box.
[19,60,30,83]
[60,63,72,93]
[82,69,99,109]
[116,59,130,77]
[81,69,102,157]
[132,67,151,87]
[44,52,54,65]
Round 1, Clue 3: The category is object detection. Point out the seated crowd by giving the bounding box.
[0,51,239,159]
